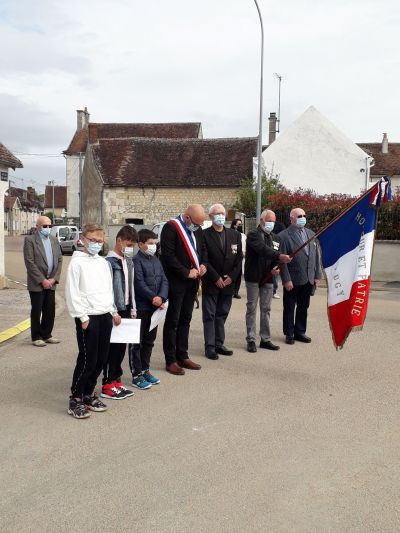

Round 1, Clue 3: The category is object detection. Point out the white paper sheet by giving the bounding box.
[110,318,141,343]
[149,301,169,331]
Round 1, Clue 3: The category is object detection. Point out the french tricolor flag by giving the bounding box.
[318,177,391,348]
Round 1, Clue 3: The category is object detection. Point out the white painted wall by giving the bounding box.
[0,164,9,287]
[263,106,370,196]
[66,154,83,219]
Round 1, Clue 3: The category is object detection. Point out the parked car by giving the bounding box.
[50,225,78,244]
[59,230,84,255]
[152,220,213,241]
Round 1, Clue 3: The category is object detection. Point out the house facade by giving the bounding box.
[44,184,67,221]
[262,106,370,196]
[81,135,257,236]
[358,134,400,193]
[5,186,42,235]
[63,108,203,222]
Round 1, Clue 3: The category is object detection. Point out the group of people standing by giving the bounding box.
[23,203,321,420]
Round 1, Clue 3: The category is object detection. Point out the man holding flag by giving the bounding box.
[161,204,208,375]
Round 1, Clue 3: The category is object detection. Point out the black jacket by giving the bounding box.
[160,220,208,290]
[133,251,169,312]
[202,227,242,295]
[244,227,281,283]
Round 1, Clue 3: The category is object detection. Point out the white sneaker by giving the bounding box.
[32,340,47,347]
[273,293,280,299]
[45,337,60,344]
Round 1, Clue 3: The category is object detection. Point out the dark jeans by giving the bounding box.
[70,314,113,398]
[29,289,56,341]
[163,285,197,365]
[283,282,313,337]
[129,309,158,376]
[202,292,233,353]
[273,275,278,295]
[103,307,131,384]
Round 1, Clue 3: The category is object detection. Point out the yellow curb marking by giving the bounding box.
[0,318,30,343]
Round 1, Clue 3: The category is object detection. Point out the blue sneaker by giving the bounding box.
[143,370,160,385]
[131,374,152,390]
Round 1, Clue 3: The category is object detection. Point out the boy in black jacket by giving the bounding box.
[130,230,168,389]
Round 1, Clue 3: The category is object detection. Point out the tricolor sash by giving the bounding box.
[170,217,200,271]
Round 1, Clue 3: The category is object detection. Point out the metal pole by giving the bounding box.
[52,180,55,223]
[274,73,282,133]
[79,152,83,227]
[253,0,264,222]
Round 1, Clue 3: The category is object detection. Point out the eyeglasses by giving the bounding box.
[41,225,52,228]
[85,237,104,244]
[297,215,306,219]
[188,215,202,228]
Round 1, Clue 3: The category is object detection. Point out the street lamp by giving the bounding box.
[253,0,264,222]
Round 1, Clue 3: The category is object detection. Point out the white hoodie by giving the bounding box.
[65,251,117,323]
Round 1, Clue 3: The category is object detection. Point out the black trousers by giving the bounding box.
[29,289,56,341]
[202,292,233,353]
[233,265,242,296]
[283,282,313,337]
[163,284,197,365]
[129,310,158,376]
[103,308,131,384]
[70,314,113,398]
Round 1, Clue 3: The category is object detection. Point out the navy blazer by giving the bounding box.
[279,225,321,285]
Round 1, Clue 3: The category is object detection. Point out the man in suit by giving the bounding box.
[202,204,242,360]
[161,204,208,375]
[23,215,63,346]
[279,207,321,344]
[245,209,292,353]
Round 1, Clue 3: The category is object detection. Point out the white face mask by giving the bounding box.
[144,244,157,256]
[262,221,275,234]
[123,247,134,258]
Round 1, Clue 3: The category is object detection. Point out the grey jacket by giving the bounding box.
[23,231,63,291]
[279,225,321,285]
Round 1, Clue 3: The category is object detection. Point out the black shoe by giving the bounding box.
[247,341,257,353]
[285,336,295,345]
[215,346,233,356]
[294,333,312,343]
[233,294,241,299]
[205,351,219,360]
[260,340,280,351]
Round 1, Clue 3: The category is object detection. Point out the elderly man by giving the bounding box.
[279,207,321,344]
[202,204,242,359]
[161,204,208,375]
[244,209,292,353]
[23,216,63,346]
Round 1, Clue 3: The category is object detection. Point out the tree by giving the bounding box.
[234,172,285,216]
[44,211,54,222]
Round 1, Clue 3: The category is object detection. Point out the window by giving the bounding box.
[125,218,143,224]
[1,171,8,182]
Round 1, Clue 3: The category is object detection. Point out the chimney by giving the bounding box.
[76,107,90,130]
[268,112,277,145]
[27,186,36,203]
[382,133,388,154]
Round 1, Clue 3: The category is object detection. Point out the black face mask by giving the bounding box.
[236,226,243,233]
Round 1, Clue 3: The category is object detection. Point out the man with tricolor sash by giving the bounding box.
[160,205,208,375]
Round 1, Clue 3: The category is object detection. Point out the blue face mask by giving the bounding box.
[262,221,275,234]
[296,217,307,228]
[40,228,51,238]
[123,247,134,258]
[188,223,200,232]
[213,214,226,227]
[87,242,103,255]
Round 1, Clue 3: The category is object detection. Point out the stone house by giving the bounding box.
[81,134,257,234]
[5,186,42,235]
[44,184,67,221]
[262,106,371,196]
[63,108,203,222]
[358,134,400,193]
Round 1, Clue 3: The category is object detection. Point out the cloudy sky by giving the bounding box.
[1,0,399,191]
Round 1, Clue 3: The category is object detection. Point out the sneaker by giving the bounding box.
[100,382,126,400]
[68,398,91,419]
[131,374,152,390]
[45,337,60,344]
[32,339,46,347]
[142,370,160,385]
[114,380,135,398]
[273,293,280,299]
[83,393,108,412]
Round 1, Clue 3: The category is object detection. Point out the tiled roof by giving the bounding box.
[357,143,400,176]
[0,143,23,169]
[44,185,67,208]
[91,137,257,188]
[4,196,19,209]
[8,186,42,210]
[64,122,202,155]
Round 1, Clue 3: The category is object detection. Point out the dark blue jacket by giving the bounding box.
[133,251,169,312]
[105,254,134,312]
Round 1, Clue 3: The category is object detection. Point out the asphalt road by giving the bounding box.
[1,239,399,532]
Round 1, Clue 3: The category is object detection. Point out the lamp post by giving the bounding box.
[253,0,264,222]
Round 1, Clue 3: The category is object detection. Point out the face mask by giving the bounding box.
[296,217,307,228]
[188,223,200,232]
[133,244,139,256]
[236,226,243,233]
[40,228,51,238]
[213,214,225,226]
[262,221,275,234]
[87,242,103,255]
[144,244,157,256]
[123,247,134,258]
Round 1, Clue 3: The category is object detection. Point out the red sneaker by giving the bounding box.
[100,382,126,400]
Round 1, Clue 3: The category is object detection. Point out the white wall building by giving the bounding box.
[262,106,371,196]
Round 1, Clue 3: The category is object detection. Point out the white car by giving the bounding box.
[152,220,213,241]
[50,225,78,244]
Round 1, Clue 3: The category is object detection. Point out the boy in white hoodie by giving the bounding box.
[66,224,121,419]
